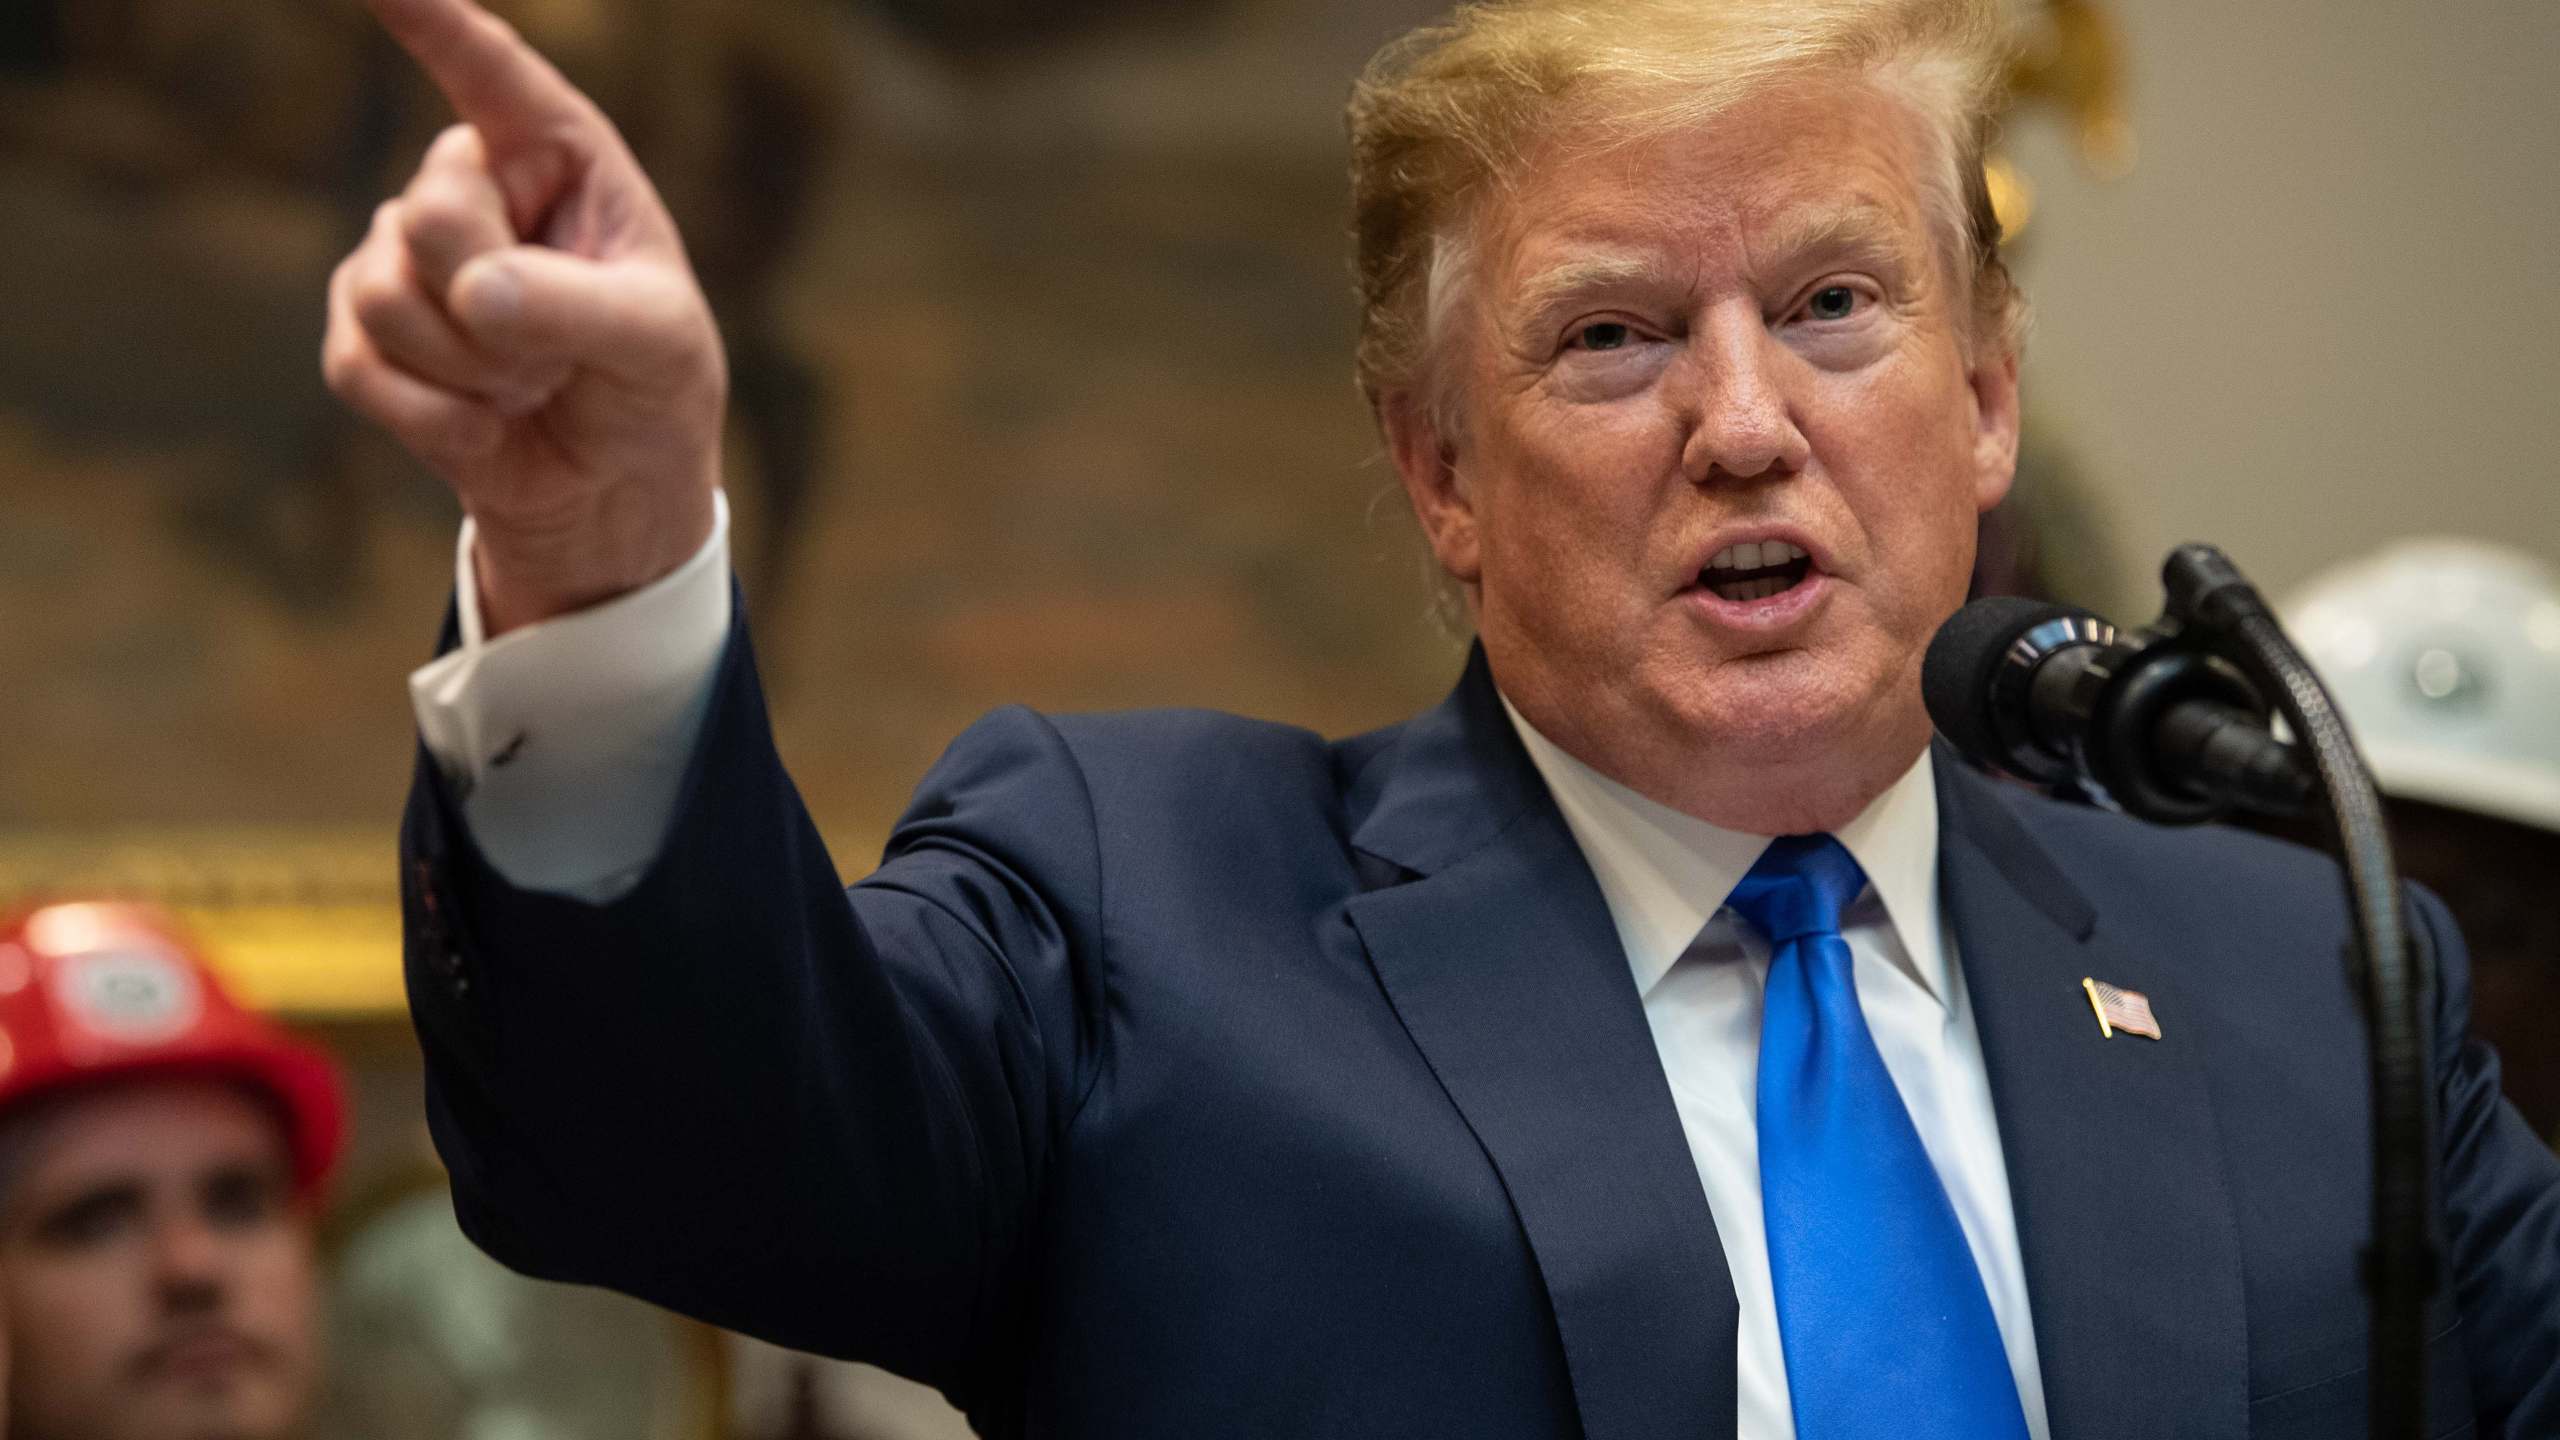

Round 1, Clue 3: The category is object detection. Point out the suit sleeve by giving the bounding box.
[2424,884,2560,1432]
[400,612,1108,1409]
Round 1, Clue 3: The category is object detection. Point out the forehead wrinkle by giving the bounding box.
[1744,197,1928,287]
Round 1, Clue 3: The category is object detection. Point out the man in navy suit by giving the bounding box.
[328,0,2560,1434]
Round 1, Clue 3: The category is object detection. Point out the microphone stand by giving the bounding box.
[2156,544,2438,1439]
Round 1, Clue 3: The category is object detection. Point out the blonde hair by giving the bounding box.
[1347,0,2024,427]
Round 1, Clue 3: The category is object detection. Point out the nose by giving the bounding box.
[1676,304,1811,484]
[152,1212,232,1313]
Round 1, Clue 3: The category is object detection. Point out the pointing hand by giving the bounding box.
[324,0,726,634]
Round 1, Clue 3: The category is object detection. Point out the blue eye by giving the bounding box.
[1805,286,1860,321]
[1574,322,1633,352]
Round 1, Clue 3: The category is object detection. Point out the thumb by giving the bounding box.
[450,247,712,383]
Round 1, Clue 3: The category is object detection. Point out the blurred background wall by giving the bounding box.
[0,0,2552,1435]
[2002,0,2560,616]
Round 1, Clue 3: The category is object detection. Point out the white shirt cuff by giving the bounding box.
[408,492,733,903]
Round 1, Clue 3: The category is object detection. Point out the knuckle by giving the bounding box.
[342,227,400,288]
[320,339,357,396]
[399,191,469,250]
[401,157,455,204]
[427,122,480,166]
[349,273,412,332]
[636,271,707,334]
[329,358,392,421]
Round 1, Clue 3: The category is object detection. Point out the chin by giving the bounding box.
[1664,658,1894,762]
[144,1383,299,1440]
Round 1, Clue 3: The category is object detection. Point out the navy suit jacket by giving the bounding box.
[403,624,2560,1438]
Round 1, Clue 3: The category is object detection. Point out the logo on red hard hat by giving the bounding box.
[53,939,205,1045]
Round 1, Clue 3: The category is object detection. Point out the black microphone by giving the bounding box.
[1923,595,2315,824]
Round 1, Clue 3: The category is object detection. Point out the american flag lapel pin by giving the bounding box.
[2082,977,2162,1041]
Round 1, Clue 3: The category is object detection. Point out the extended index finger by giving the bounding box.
[367,0,590,153]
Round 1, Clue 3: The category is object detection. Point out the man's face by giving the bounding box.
[1394,75,2019,832]
[0,1081,319,1440]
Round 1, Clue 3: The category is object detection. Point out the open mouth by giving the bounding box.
[1700,540,1815,602]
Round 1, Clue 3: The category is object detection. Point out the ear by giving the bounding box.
[1381,390,1482,586]
[1966,345,2022,514]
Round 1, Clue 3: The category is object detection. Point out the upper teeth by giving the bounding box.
[1708,541,1808,571]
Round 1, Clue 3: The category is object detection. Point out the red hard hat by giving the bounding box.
[0,902,346,1196]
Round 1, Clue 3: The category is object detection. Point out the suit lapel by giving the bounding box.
[1937,756,2250,1438]
[1345,651,1737,1440]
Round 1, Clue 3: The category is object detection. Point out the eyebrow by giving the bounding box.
[1750,199,1927,279]
[1503,253,1691,341]
[1514,254,1681,313]
[31,1179,144,1235]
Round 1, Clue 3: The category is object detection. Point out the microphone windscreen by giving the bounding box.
[1923,596,2078,766]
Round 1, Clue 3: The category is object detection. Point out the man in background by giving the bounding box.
[0,903,343,1440]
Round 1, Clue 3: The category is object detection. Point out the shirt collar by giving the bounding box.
[1499,695,1949,1009]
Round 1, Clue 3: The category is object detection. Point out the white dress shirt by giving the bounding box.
[409,503,2050,1436]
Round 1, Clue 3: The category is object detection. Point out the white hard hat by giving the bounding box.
[2281,538,2560,835]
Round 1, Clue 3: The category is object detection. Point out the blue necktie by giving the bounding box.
[1729,834,2029,1440]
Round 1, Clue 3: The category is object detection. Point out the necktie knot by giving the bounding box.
[1725,833,1867,944]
